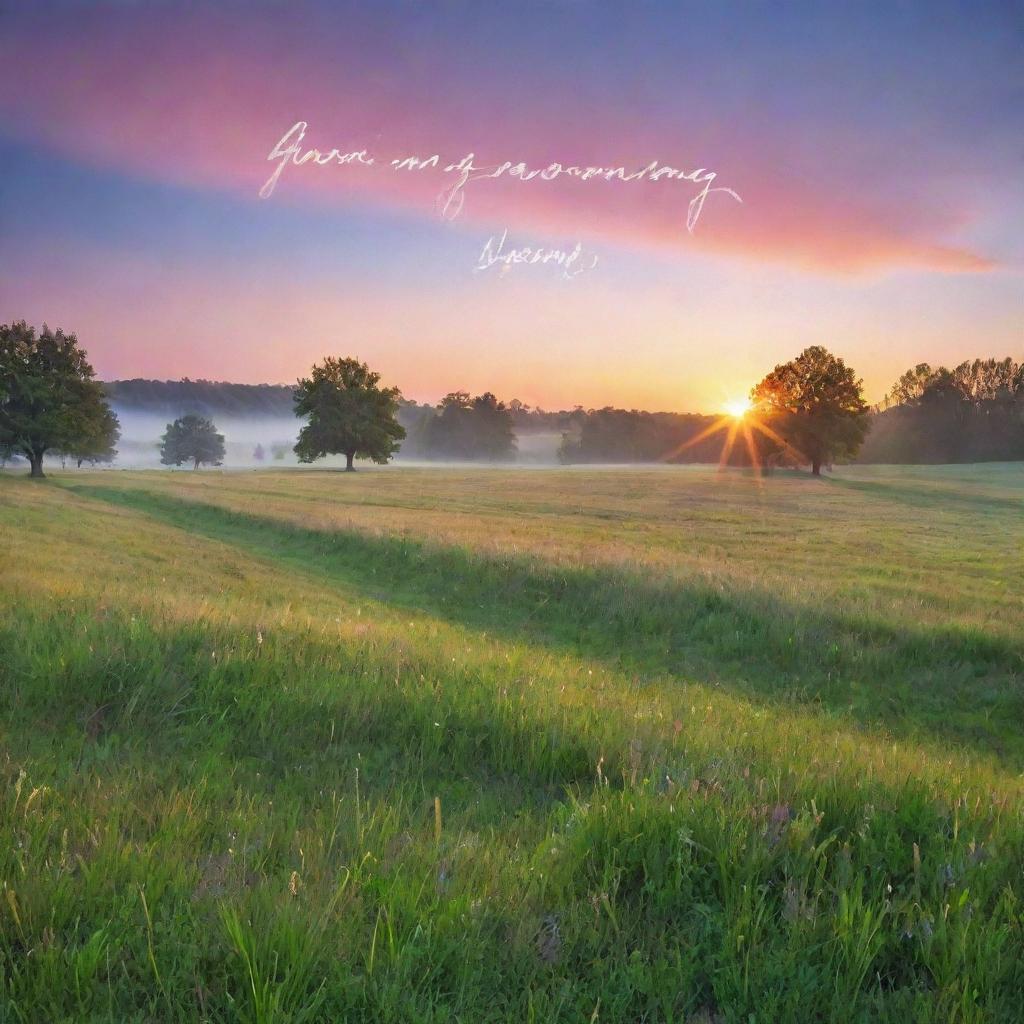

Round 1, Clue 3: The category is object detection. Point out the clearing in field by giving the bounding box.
[2,464,1023,1022]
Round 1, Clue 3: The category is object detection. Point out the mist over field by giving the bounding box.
[105,409,565,469]
[110,409,306,468]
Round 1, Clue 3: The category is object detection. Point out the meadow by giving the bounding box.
[1,463,1023,1022]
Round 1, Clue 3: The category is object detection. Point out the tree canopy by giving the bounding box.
[751,345,869,474]
[0,321,120,477]
[861,358,1024,464]
[160,414,225,469]
[410,391,517,461]
[63,405,121,467]
[294,357,405,470]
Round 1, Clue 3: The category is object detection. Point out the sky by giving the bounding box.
[0,0,1021,412]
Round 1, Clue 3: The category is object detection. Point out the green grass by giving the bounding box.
[1,464,1023,1022]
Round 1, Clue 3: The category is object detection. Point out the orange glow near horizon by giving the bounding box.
[667,403,808,473]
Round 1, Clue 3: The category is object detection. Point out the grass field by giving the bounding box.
[2,464,1023,1022]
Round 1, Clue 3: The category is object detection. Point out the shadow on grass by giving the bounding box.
[62,483,1024,766]
[0,604,608,830]
[826,474,1024,516]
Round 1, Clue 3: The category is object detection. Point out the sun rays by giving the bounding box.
[663,402,806,473]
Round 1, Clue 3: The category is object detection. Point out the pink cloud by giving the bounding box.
[0,6,995,274]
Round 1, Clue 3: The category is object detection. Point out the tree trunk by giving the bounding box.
[28,451,45,478]
[811,459,821,476]
[345,452,355,471]
[193,458,200,470]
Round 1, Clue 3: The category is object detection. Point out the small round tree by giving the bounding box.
[0,321,120,478]
[752,345,869,475]
[68,405,121,467]
[160,414,225,470]
[294,357,405,471]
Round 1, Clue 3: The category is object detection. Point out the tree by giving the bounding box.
[67,405,120,467]
[418,391,516,461]
[0,321,120,478]
[863,357,1024,463]
[473,393,516,459]
[294,357,405,471]
[752,345,869,475]
[160,414,225,469]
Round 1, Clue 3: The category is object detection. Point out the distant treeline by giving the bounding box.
[105,379,297,417]
[104,379,576,462]
[400,392,518,460]
[558,409,732,464]
[859,358,1024,464]
[105,359,1024,465]
[101,380,751,464]
[561,358,1024,466]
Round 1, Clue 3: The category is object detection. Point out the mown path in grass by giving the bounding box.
[65,482,1024,768]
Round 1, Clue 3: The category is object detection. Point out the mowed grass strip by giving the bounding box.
[1,467,1023,1022]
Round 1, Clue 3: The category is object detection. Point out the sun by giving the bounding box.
[664,391,804,472]
[724,397,752,419]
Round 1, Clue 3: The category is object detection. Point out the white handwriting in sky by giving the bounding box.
[259,121,742,233]
[475,230,599,279]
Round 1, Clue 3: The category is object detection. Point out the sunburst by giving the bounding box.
[664,398,806,473]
